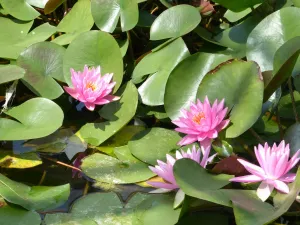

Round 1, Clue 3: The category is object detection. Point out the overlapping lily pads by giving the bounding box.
[0,0,40,20]
[133,38,190,106]
[0,65,25,84]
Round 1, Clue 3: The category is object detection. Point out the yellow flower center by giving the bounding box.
[86,82,97,91]
[192,112,205,124]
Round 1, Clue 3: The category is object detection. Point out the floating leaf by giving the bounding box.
[17,42,65,99]
[128,128,181,165]
[264,37,300,101]
[63,31,123,91]
[0,174,70,211]
[133,38,189,106]
[0,65,25,84]
[26,0,48,8]
[284,123,300,155]
[78,81,138,146]
[0,18,56,59]
[196,60,264,138]
[165,52,232,120]
[0,204,41,225]
[91,0,139,32]
[45,192,149,225]
[0,98,64,140]
[0,0,39,20]
[44,0,66,14]
[52,0,94,45]
[81,146,154,184]
[247,7,300,72]
[0,151,42,168]
[150,5,201,40]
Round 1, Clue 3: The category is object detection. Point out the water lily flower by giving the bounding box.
[172,97,230,150]
[147,145,215,192]
[64,65,120,111]
[191,0,214,15]
[230,141,300,201]
[199,0,214,15]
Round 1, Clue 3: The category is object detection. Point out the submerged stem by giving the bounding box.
[288,78,299,123]
[42,156,82,172]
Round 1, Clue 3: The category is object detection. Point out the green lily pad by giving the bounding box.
[0,17,56,59]
[0,151,42,168]
[44,0,66,14]
[164,52,232,120]
[81,146,154,184]
[0,204,41,225]
[247,7,300,72]
[0,173,70,211]
[91,0,139,32]
[0,98,64,140]
[196,60,264,138]
[45,192,149,225]
[0,65,25,84]
[284,123,300,155]
[26,0,48,8]
[78,81,138,146]
[133,38,189,106]
[0,0,40,20]
[128,127,181,165]
[52,0,94,45]
[63,30,123,91]
[150,5,201,40]
[17,42,65,99]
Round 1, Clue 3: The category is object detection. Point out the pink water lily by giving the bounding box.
[172,97,230,151]
[230,141,300,201]
[200,0,214,15]
[147,145,214,192]
[64,65,120,111]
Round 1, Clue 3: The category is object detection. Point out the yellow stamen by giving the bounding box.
[192,112,205,124]
[86,82,96,91]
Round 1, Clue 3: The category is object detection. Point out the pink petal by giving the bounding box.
[280,173,296,182]
[64,86,80,100]
[257,181,274,201]
[273,180,289,193]
[84,102,95,111]
[177,135,198,146]
[216,119,230,131]
[103,95,121,102]
[237,159,265,177]
[200,141,211,168]
[102,73,113,83]
[230,175,263,183]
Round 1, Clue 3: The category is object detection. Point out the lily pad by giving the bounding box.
[284,123,300,155]
[17,42,65,99]
[52,0,94,45]
[0,204,41,225]
[247,7,300,72]
[63,30,123,91]
[0,65,25,84]
[164,52,232,120]
[0,17,56,59]
[0,98,64,140]
[128,127,181,165]
[133,38,189,106]
[213,0,263,12]
[91,0,139,32]
[0,174,70,211]
[81,146,154,184]
[0,0,40,21]
[78,81,138,146]
[150,5,201,40]
[196,60,264,138]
